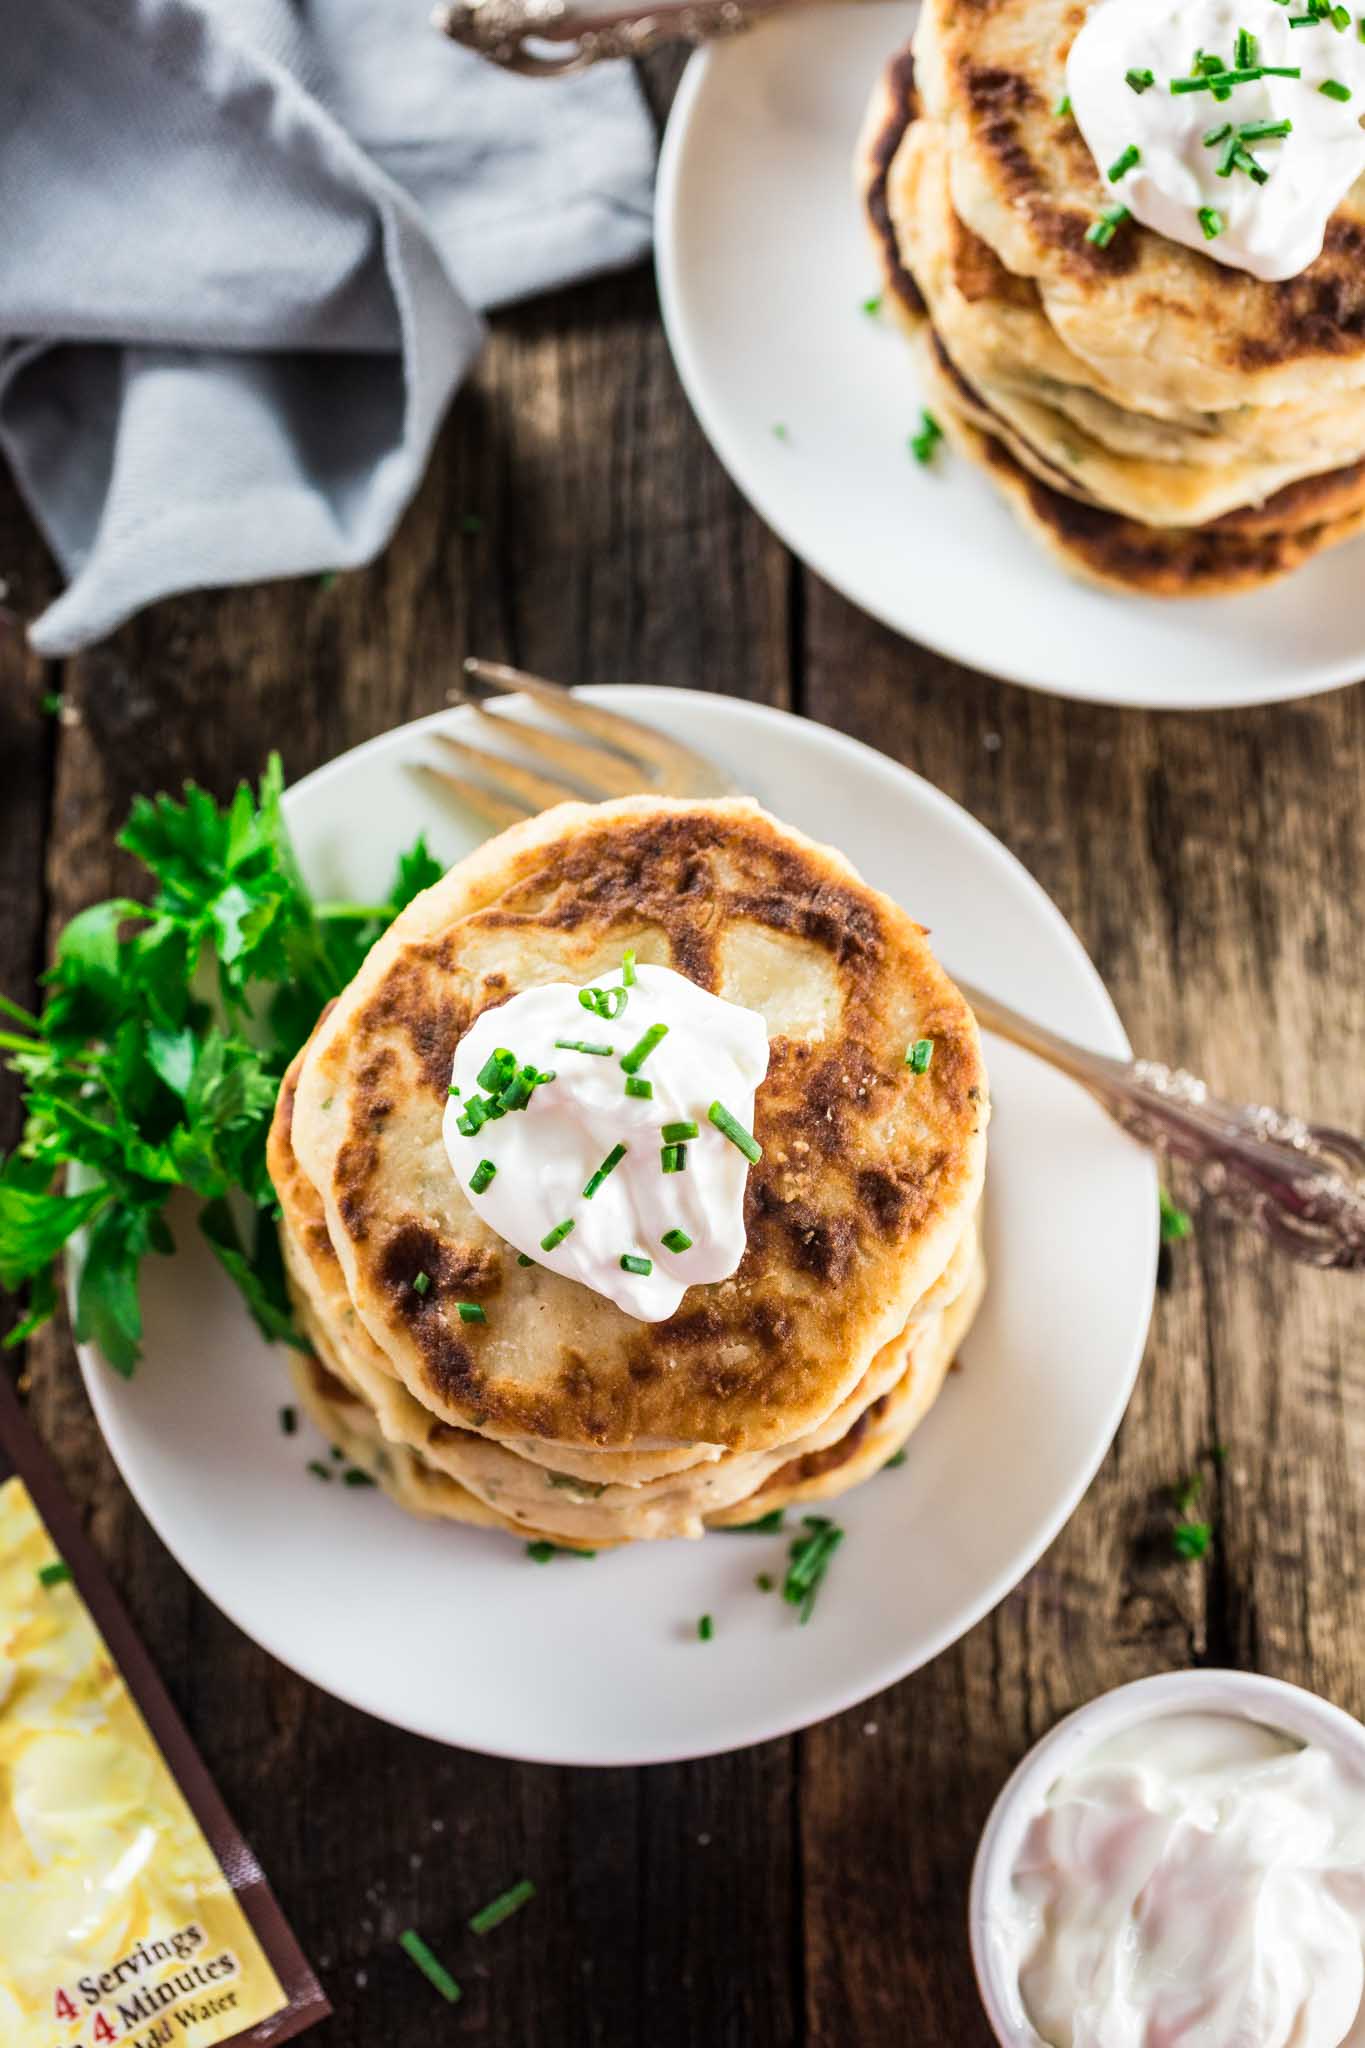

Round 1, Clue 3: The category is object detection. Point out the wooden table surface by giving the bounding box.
[3,64,1365,2043]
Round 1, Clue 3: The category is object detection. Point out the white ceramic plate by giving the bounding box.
[78,692,1156,1764]
[655,6,1365,711]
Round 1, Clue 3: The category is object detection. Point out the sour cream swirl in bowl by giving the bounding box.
[971,1670,1365,2048]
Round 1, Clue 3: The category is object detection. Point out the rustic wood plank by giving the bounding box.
[14,278,799,2048]
[799,573,1365,2038]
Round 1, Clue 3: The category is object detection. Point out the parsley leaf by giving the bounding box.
[0,755,441,1372]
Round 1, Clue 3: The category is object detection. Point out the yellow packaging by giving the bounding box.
[0,1377,326,2048]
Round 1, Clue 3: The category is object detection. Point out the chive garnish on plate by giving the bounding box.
[307,1460,333,1482]
[782,1516,845,1624]
[1198,205,1225,238]
[517,1252,535,1266]
[540,1219,575,1252]
[469,1879,536,1935]
[554,1038,613,1057]
[708,1101,762,1162]
[620,1253,652,1276]
[1234,24,1258,63]
[412,1271,431,1297]
[660,1143,687,1173]
[661,1228,693,1254]
[469,1158,497,1195]
[624,1075,654,1099]
[621,948,637,986]
[906,1038,935,1073]
[37,1560,72,1587]
[1125,66,1154,91]
[1107,143,1141,180]
[343,1468,377,1487]
[1054,91,1072,115]
[457,1302,487,1324]
[526,1540,596,1562]
[621,1021,668,1073]
[909,409,943,465]
[725,1508,785,1534]
[400,1929,462,2005]
[583,1143,628,1199]
[279,1405,297,1435]
[660,1121,699,1142]
[1321,74,1353,95]
[697,1614,714,1641]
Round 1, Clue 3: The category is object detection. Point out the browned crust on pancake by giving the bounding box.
[862,49,927,320]
[932,327,1365,543]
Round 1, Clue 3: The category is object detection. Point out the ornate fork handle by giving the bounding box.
[963,983,1365,1270]
[432,0,806,74]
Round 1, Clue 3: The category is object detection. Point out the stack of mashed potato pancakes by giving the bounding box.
[266,796,988,1549]
[860,0,1365,594]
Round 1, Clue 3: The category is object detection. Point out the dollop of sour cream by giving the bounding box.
[1067,0,1365,280]
[1001,1711,1365,2047]
[443,962,770,1321]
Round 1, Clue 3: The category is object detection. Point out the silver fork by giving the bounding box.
[422,657,1365,1270]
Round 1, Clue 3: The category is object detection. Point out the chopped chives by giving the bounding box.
[620,1022,668,1073]
[1321,74,1353,94]
[697,1614,714,1641]
[1198,205,1225,239]
[1217,131,1242,174]
[660,1120,699,1142]
[457,1098,489,1135]
[37,1560,72,1588]
[330,1446,345,1461]
[469,1158,497,1194]
[1203,121,1233,143]
[1125,66,1154,91]
[708,1101,762,1162]
[343,1468,377,1487]
[279,1405,297,1435]
[1236,116,1293,138]
[1359,15,1365,36]
[726,1509,785,1534]
[620,1253,653,1276]
[1234,25,1258,62]
[477,1048,515,1092]
[469,1879,536,1935]
[755,1572,775,1592]
[624,1075,654,1099]
[412,1271,432,1297]
[1107,142,1141,180]
[782,1516,845,1625]
[861,292,883,315]
[661,1228,693,1254]
[884,1449,909,1470]
[448,1084,461,1097]
[1085,204,1129,247]
[660,1143,687,1173]
[909,409,943,465]
[1054,91,1072,115]
[526,1540,596,1561]
[554,1039,613,1056]
[497,1069,534,1112]
[1260,63,1304,72]
[457,1302,487,1324]
[1332,3,1351,23]
[621,948,637,986]
[583,1142,628,1199]
[1234,144,1270,181]
[540,1218,575,1252]
[399,1930,462,2005]
[906,1037,935,1073]
[516,1252,535,1266]
[307,1460,333,1481]
[1288,12,1319,19]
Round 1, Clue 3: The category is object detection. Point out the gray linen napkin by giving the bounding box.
[0,0,657,654]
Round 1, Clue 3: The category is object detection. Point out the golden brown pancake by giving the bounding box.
[914,0,1365,416]
[281,795,989,1459]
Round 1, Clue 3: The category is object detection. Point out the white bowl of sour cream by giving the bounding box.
[970,1669,1365,2048]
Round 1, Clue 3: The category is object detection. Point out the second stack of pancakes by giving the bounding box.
[860,0,1365,596]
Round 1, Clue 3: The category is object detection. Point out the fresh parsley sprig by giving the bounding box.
[0,755,441,1375]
